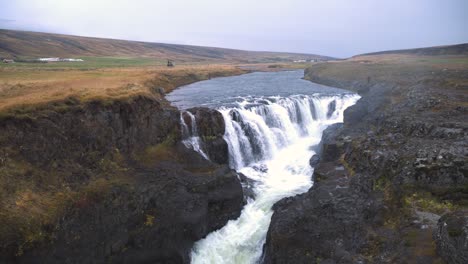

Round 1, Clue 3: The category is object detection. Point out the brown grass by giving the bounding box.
[0,64,246,113]
[0,149,131,255]
[307,54,468,92]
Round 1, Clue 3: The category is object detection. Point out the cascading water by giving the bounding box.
[180,111,210,160]
[190,93,360,264]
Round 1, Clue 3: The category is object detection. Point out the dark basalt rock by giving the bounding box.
[309,154,320,167]
[17,164,243,264]
[252,164,268,173]
[434,210,468,264]
[1,96,181,167]
[0,96,243,263]
[327,100,337,118]
[187,107,229,165]
[317,123,344,162]
[237,172,257,202]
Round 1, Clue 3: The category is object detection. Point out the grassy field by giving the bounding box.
[0,47,319,115]
[305,54,468,118]
[0,63,250,114]
[0,29,327,115]
[308,54,468,86]
[0,57,166,69]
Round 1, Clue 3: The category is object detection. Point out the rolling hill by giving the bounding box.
[0,29,332,63]
[357,43,468,57]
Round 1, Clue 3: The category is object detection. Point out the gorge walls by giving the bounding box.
[0,95,243,263]
[264,61,468,263]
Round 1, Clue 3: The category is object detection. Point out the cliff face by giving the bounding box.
[265,59,467,263]
[0,95,243,263]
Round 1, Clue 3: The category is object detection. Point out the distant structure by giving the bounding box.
[38,58,84,62]
[167,60,174,67]
[2,59,14,63]
[293,58,325,63]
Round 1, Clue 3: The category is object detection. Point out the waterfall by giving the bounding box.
[180,111,210,160]
[190,93,360,264]
[221,94,357,170]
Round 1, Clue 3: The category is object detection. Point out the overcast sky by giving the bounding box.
[0,0,467,57]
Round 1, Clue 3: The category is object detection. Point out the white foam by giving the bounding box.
[190,94,360,264]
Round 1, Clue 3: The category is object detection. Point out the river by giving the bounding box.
[167,70,359,264]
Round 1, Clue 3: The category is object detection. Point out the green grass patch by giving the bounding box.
[373,176,389,191]
[404,191,458,215]
[144,214,155,227]
[137,133,179,166]
[0,56,166,70]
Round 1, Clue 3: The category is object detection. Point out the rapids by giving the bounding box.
[168,70,359,263]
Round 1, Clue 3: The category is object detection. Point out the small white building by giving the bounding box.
[62,58,84,62]
[39,57,61,62]
[38,58,84,62]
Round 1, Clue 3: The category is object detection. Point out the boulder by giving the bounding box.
[309,154,320,167]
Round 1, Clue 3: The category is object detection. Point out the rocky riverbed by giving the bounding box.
[264,55,468,263]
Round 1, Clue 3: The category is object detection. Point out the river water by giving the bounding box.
[167,70,359,264]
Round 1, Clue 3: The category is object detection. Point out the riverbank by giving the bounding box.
[264,54,468,263]
[0,64,251,263]
[0,64,247,114]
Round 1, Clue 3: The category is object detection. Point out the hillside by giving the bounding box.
[357,43,468,57]
[0,29,328,114]
[0,29,332,63]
